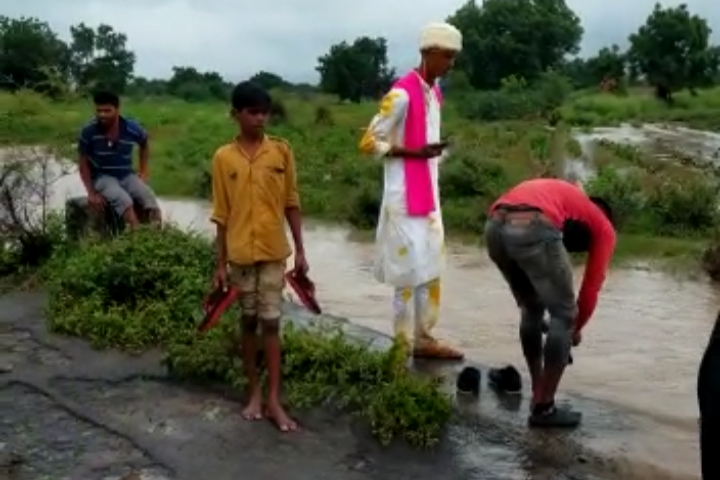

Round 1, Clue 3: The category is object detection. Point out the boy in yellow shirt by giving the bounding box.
[210,81,307,432]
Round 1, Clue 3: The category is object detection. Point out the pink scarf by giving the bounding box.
[393,71,442,217]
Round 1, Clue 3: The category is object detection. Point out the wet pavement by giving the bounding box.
[0,292,703,480]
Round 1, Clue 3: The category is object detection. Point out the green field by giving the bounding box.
[2,87,719,265]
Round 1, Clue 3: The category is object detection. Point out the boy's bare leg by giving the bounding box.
[240,315,263,420]
[262,318,297,432]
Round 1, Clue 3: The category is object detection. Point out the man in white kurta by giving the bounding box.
[359,23,463,360]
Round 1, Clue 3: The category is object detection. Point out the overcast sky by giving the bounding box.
[4,0,719,83]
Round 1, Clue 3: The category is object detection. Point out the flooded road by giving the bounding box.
[113,197,712,478]
[12,126,718,478]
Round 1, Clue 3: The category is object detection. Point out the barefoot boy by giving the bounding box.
[210,81,308,432]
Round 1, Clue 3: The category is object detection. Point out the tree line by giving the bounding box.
[1,1,718,105]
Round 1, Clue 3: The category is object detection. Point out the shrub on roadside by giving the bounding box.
[584,166,644,230]
[45,226,453,447]
[458,73,572,122]
[585,164,720,236]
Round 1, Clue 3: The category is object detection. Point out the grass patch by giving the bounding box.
[44,226,453,447]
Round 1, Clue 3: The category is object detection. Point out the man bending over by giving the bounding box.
[484,178,615,427]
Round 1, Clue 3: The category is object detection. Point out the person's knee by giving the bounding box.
[544,312,574,365]
[126,176,158,210]
[260,317,281,337]
[109,190,134,216]
[241,314,259,334]
[519,299,545,332]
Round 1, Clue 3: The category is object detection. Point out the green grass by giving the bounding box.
[0,87,718,266]
[561,85,720,129]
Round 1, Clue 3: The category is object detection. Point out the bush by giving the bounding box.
[584,166,644,230]
[45,227,453,446]
[459,73,572,122]
[645,177,720,236]
[585,164,720,236]
[0,149,71,283]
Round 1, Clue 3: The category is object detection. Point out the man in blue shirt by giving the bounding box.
[77,90,160,228]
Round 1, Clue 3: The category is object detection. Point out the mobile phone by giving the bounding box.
[430,139,450,149]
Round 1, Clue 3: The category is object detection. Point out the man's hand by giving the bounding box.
[572,330,582,347]
[88,192,105,211]
[138,170,148,182]
[415,143,447,158]
[213,264,227,290]
[293,251,309,276]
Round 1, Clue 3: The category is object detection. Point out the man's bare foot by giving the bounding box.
[265,402,298,432]
[241,390,263,420]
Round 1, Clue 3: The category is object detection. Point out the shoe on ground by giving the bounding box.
[488,365,522,394]
[456,366,481,395]
[528,402,582,428]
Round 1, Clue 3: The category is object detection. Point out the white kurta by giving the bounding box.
[359,76,445,288]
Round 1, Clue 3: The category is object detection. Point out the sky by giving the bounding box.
[3,0,720,83]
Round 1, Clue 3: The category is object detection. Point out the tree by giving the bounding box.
[316,36,395,102]
[248,71,288,91]
[166,66,228,101]
[448,0,583,89]
[69,23,135,94]
[0,16,70,94]
[628,3,720,102]
[569,45,627,90]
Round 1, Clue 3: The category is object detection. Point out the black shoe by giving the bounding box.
[488,365,522,394]
[456,366,481,395]
[528,402,582,428]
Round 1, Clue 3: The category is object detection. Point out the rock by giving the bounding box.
[0,362,12,373]
[65,197,152,241]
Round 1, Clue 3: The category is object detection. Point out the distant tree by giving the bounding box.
[166,66,229,101]
[69,22,135,94]
[316,36,395,102]
[628,3,720,103]
[126,76,169,97]
[0,16,70,94]
[249,71,288,91]
[585,45,626,88]
[448,0,583,89]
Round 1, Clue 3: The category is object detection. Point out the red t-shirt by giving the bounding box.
[490,178,616,331]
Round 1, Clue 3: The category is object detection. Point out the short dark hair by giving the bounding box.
[231,81,271,112]
[562,196,615,253]
[590,196,613,225]
[93,90,120,107]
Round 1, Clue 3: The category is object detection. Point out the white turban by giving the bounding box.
[419,22,463,52]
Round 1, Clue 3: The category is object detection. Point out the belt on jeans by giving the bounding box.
[490,204,552,226]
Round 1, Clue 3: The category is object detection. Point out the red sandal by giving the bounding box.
[285,271,321,315]
[197,286,239,333]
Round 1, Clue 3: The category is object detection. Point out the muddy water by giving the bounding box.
[32,127,720,478]
[152,202,710,477]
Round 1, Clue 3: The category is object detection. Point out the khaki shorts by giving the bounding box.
[228,261,286,321]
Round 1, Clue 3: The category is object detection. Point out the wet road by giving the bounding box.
[5,127,717,478]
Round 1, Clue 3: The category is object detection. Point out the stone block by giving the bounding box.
[65,197,151,240]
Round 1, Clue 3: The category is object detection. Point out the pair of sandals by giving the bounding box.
[198,271,321,332]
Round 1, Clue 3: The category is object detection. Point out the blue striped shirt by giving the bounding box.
[77,116,148,179]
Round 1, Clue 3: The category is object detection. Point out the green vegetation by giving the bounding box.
[43,226,453,447]
[2,88,718,265]
[2,1,720,267]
